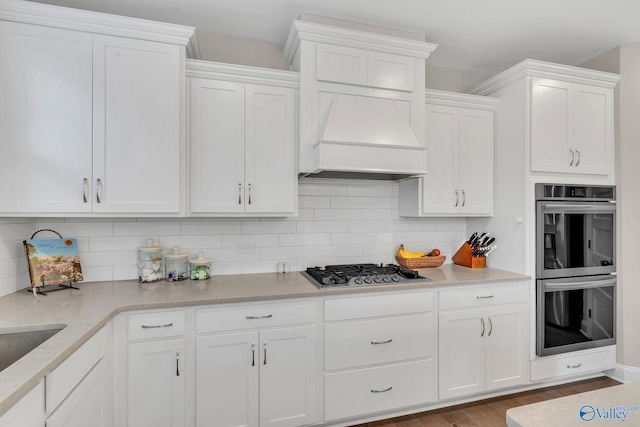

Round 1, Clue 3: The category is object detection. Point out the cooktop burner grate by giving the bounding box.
[301,263,430,288]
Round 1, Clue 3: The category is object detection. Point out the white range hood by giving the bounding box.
[307,93,427,179]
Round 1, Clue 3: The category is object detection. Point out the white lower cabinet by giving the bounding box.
[0,381,45,427]
[195,301,317,427]
[123,310,186,427]
[46,357,111,427]
[322,291,436,422]
[438,284,528,400]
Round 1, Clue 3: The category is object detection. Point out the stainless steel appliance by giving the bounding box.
[535,183,616,356]
[301,264,431,288]
[536,275,616,356]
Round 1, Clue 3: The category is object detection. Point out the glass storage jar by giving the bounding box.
[164,246,189,282]
[189,252,211,281]
[137,238,163,283]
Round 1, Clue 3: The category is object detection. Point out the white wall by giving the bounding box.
[0,179,466,297]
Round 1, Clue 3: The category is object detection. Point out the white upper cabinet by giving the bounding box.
[399,90,497,217]
[187,61,298,216]
[530,77,613,176]
[0,22,93,214]
[0,1,195,216]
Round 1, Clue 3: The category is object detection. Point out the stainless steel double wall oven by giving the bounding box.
[535,184,616,356]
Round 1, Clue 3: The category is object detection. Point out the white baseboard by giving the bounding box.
[606,363,640,383]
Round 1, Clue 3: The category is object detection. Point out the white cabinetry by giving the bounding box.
[438,283,528,400]
[125,310,186,427]
[399,90,497,217]
[0,2,194,216]
[322,291,435,422]
[187,61,297,216]
[530,78,613,176]
[195,300,317,427]
[0,382,45,427]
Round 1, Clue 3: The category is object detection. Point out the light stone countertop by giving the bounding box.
[506,381,640,426]
[0,264,529,417]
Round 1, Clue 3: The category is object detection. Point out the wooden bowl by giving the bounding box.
[396,255,446,269]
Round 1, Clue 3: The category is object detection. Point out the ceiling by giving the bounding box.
[28,0,640,74]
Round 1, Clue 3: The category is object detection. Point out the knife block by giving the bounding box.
[452,242,486,268]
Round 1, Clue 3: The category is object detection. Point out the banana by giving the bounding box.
[396,244,426,258]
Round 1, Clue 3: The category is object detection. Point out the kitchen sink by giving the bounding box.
[0,324,66,372]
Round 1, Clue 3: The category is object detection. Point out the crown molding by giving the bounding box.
[469,58,621,95]
[283,19,438,65]
[0,0,195,46]
[425,88,499,110]
[186,59,299,88]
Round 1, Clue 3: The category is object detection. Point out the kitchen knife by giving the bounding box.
[467,232,477,244]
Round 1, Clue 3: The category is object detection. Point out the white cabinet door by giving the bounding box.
[484,304,528,391]
[423,104,458,214]
[244,84,295,214]
[189,79,295,215]
[0,381,45,427]
[46,358,112,427]
[195,331,259,427]
[459,108,493,215]
[530,78,572,173]
[189,78,245,214]
[128,338,185,427]
[0,22,93,214]
[259,325,317,427]
[438,309,485,399]
[573,83,612,175]
[93,35,182,214]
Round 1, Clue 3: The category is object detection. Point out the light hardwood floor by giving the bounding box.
[352,376,621,427]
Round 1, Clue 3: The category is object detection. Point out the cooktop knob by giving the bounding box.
[363,277,373,284]
[391,274,400,282]
[354,277,363,284]
[382,276,391,283]
[373,276,382,283]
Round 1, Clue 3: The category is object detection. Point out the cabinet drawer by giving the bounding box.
[46,324,109,414]
[128,310,185,341]
[324,313,433,370]
[531,346,615,382]
[196,300,317,334]
[324,291,433,322]
[438,283,527,310]
[324,359,435,421]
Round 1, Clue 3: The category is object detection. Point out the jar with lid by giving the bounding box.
[137,238,163,282]
[189,252,212,281]
[164,246,189,282]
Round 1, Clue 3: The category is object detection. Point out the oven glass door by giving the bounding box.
[536,275,616,356]
[537,201,615,278]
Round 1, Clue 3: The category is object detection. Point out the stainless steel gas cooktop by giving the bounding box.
[301,263,431,289]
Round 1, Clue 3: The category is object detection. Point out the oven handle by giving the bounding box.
[538,202,616,212]
[544,277,616,291]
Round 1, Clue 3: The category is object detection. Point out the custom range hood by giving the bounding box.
[284,16,437,180]
[307,92,428,180]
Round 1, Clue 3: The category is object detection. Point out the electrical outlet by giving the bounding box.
[237,242,255,254]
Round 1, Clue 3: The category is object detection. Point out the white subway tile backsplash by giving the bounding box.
[0,180,470,297]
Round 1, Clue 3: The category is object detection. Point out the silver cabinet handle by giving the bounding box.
[371,339,393,345]
[575,149,581,166]
[476,295,494,299]
[251,342,255,367]
[455,189,459,207]
[238,183,242,204]
[82,178,88,203]
[461,189,466,207]
[371,386,393,393]
[96,178,102,203]
[246,314,273,320]
[248,183,252,205]
[488,317,493,336]
[176,350,180,376]
[567,363,582,369]
[263,341,267,365]
[141,322,174,329]
[480,318,485,337]
[569,148,575,166]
